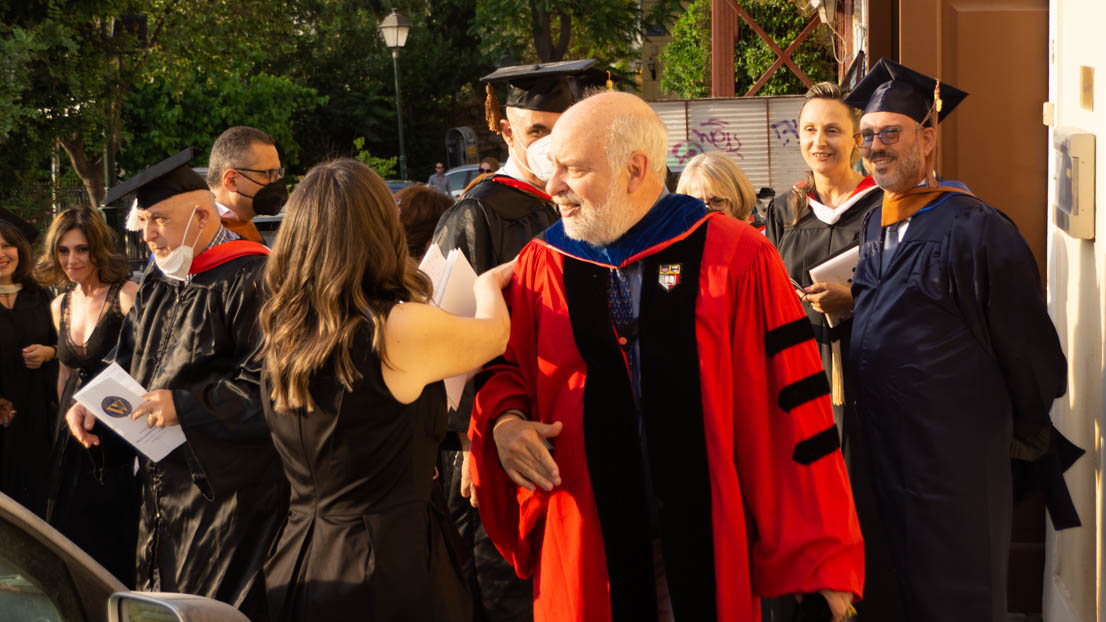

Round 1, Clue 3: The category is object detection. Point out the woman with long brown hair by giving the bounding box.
[259,158,511,620]
[36,207,140,586]
[0,216,57,516]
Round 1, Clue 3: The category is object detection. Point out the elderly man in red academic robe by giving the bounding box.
[468,92,865,622]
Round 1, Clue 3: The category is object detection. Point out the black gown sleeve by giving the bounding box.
[432,198,497,275]
[171,261,273,497]
[947,202,1067,441]
[764,195,788,249]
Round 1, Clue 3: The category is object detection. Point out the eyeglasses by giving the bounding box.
[435,165,445,170]
[853,127,910,149]
[479,167,494,173]
[236,167,286,182]
[704,197,730,210]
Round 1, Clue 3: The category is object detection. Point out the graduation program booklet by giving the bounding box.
[73,362,186,462]
[808,244,859,328]
[418,243,479,410]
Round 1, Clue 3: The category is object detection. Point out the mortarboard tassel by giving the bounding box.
[606,71,614,92]
[485,84,504,133]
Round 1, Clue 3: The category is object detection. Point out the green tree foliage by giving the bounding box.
[0,0,320,209]
[659,0,710,99]
[734,0,835,95]
[353,137,398,179]
[121,70,323,174]
[659,0,836,98]
[473,0,640,67]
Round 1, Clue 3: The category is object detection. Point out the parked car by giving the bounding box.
[385,179,417,195]
[252,213,283,247]
[444,164,480,198]
[0,491,248,621]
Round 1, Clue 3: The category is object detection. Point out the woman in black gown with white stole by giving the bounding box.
[37,208,140,586]
[765,82,895,620]
[259,159,513,621]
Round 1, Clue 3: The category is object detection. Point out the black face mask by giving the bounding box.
[239,178,288,216]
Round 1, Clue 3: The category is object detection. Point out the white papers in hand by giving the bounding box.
[72,362,186,462]
[808,245,860,328]
[418,244,479,410]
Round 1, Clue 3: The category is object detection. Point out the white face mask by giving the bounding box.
[154,206,200,281]
[512,135,555,184]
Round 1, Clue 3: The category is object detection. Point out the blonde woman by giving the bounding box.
[676,151,757,222]
[764,82,892,620]
[259,158,511,621]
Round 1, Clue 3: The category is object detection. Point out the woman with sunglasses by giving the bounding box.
[764,82,893,620]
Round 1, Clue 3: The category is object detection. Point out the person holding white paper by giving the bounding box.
[765,82,883,411]
[764,82,889,621]
[65,149,286,621]
[258,159,511,620]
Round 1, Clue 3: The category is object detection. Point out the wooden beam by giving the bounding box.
[711,0,737,96]
[741,13,820,96]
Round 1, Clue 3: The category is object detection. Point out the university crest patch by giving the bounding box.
[658,263,681,292]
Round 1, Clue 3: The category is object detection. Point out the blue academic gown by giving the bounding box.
[849,187,1067,622]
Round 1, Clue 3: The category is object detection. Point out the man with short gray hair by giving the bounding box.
[208,126,287,242]
[468,92,864,622]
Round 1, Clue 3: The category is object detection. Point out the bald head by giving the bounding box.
[547,93,668,245]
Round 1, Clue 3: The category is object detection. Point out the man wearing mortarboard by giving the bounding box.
[430,59,609,622]
[844,59,1079,621]
[65,148,288,620]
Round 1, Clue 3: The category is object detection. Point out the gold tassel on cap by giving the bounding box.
[485,83,503,133]
[923,79,943,188]
[606,71,614,91]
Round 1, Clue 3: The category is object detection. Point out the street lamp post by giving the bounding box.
[379,9,410,180]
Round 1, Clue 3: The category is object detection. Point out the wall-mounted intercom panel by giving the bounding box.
[1052,127,1096,240]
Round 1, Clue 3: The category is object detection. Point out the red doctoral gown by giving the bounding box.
[470,195,864,621]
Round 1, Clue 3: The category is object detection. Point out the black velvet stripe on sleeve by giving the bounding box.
[765,318,816,357]
[778,372,831,413]
[792,424,841,464]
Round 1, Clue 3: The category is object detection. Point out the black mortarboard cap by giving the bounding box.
[481,59,599,113]
[0,206,38,244]
[842,58,969,125]
[103,147,207,209]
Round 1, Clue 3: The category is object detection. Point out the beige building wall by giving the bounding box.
[1044,1,1105,620]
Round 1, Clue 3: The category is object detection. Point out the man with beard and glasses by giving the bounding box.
[207,126,288,243]
[431,59,606,622]
[68,148,287,620]
[467,92,864,622]
[843,59,1079,622]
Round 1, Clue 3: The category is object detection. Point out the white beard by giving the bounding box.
[559,183,639,247]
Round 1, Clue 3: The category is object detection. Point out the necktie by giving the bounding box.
[608,268,634,331]
[881,224,900,273]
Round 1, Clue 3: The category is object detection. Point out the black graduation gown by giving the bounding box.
[262,326,471,621]
[113,253,288,620]
[0,286,57,516]
[431,174,557,621]
[765,186,883,403]
[849,191,1067,622]
[432,175,559,277]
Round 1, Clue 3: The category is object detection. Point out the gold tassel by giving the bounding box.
[485,84,503,133]
[924,79,942,188]
[831,340,845,406]
[606,71,614,91]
